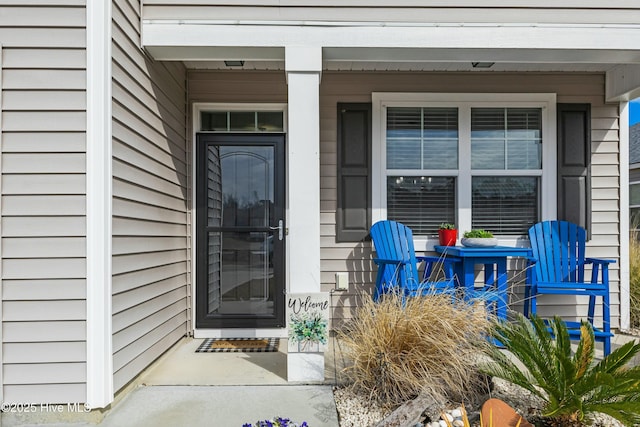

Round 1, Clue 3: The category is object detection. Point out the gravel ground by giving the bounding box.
[333,376,625,427]
[333,386,391,427]
[332,330,640,426]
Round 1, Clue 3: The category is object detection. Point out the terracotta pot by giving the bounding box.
[438,229,457,246]
[481,398,534,427]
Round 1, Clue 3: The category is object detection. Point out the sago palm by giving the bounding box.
[481,314,640,426]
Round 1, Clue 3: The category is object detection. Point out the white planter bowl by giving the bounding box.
[461,237,498,247]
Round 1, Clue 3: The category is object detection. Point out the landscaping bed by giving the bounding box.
[333,294,640,427]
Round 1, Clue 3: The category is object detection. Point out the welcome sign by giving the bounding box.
[286,293,330,353]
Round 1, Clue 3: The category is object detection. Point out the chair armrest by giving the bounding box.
[585,257,616,265]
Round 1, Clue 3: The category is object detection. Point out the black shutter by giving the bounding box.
[557,103,591,237]
[336,103,372,242]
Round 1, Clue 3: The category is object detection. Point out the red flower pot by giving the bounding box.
[438,229,457,246]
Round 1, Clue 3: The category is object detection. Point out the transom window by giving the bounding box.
[200,111,284,132]
[373,93,556,241]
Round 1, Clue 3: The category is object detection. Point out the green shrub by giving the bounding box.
[338,292,491,408]
[439,222,456,230]
[481,314,640,426]
[463,229,494,238]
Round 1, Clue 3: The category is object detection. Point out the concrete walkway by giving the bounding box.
[97,385,339,427]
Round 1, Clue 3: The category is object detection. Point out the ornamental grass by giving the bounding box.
[338,292,492,408]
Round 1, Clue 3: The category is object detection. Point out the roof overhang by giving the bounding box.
[142,21,640,101]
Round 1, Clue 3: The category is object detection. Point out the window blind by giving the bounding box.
[387,107,458,170]
[472,176,538,235]
[471,108,541,170]
[387,176,456,235]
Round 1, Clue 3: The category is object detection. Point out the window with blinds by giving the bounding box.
[382,102,544,238]
[385,107,458,234]
[469,108,542,235]
[387,176,456,235]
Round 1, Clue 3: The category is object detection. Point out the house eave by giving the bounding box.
[144,21,640,99]
[142,21,640,60]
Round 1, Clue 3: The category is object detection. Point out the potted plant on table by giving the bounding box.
[438,223,458,246]
[461,229,498,247]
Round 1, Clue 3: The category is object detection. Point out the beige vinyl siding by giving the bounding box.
[112,0,189,392]
[144,1,640,24]
[0,2,87,403]
[318,72,621,328]
[188,70,287,104]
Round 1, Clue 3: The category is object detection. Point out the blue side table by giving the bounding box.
[434,245,533,320]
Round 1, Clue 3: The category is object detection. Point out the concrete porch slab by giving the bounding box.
[99,385,339,427]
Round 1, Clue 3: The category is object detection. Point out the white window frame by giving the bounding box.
[372,93,557,251]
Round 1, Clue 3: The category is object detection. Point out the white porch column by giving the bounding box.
[285,46,324,381]
[286,46,322,294]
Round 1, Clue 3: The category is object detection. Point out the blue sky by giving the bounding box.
[631,99,640,126]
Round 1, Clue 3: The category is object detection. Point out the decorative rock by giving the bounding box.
[443,413,454,422]
[334,377,627,427]
[453,421,465,427]
[451,408,462,418]
[438,420,448,427]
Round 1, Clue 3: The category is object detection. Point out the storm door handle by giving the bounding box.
[269,220,284,241]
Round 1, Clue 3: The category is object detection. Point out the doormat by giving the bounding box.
[195,338,279,353]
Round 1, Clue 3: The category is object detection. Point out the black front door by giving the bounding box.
[196,133,286,328]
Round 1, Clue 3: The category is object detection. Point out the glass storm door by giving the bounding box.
[196,133,285,328]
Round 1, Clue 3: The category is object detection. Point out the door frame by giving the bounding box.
[191,103,289,337]
[195,133,286,329]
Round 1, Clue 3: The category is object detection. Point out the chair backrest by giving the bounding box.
[528,220,587,283]
[370,220,420,287]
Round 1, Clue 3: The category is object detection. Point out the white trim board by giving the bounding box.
[86,0,113,409]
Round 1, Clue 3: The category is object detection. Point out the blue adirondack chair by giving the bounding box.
[525,220,615,355]
[370,220,457,301]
